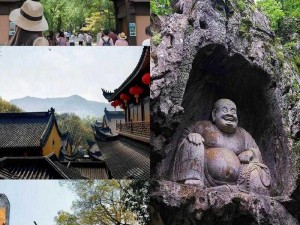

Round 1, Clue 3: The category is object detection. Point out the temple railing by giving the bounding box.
[116,121,150,137]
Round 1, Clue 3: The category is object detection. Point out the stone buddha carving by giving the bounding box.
[173,99,271,195]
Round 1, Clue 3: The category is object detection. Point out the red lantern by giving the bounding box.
[114,99,123,106]
[111,101,118,108]
[129,85,144,103]
[120,93,130,106]
[142,72,150,86]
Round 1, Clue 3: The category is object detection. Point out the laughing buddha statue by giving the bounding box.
[173,99,271,195]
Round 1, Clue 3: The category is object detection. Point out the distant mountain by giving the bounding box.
[10,95,115,118]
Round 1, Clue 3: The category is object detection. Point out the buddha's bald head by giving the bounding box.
[212,99,238,134]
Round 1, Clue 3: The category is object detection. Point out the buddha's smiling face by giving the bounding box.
[212,99,238,134]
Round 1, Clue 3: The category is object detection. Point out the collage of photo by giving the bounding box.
[1,0,300,225]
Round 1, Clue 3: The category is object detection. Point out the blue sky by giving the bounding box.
[0,181,77,225]
[0,46,143,102]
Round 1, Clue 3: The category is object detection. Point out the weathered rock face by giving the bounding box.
[150,0,300,224]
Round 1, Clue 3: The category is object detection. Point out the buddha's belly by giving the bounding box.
[205,148,241,183]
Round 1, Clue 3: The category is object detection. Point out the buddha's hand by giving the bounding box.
[238,150,254,163]
[187,133,204,145]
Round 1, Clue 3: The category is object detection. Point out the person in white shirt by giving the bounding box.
[86,33,93,46]
[78,32,84,46]
[142,25,151,46]
[70,34,76,46]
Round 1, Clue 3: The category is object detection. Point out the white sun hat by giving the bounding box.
[9,0,48,32]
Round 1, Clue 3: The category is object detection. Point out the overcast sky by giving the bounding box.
[0,46,143,102]
[0,180,77,225]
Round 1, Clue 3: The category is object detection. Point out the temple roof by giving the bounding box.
[61,161,109,179]
[88,142,104,161]
[60,148,81,161]
[104,108,125,121]
[92,124,118,141]
[96,137,150,179]
[0,108,61,149]
[102,46,150,102]
[0,153,85,179]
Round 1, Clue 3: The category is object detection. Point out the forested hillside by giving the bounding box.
[0,97,22,113]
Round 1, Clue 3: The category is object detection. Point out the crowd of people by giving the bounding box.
[6,0,151,46]
[46,29,131,46]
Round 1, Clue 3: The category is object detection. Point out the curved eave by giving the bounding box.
[40,112,62,147]
[103,46,150,102]
[102,88,114,100]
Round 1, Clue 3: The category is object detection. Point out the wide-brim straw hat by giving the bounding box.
[118,32,127,40]
[9,0,48,32]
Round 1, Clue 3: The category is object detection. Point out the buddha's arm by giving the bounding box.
[178,122,204,148]
[239,128,263,163]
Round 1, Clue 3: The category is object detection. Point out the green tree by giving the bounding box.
[256,0,285,30]
[123,180,150,225]
[56,113,94,149]
[40,0,114,33]
[281,0,300,18]
[56,180,144,225]
[55,211,80,225]
[0,97,23,113]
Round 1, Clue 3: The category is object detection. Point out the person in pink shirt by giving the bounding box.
[57,31,67,46]
[115,32,129,46]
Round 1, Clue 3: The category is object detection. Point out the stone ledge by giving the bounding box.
[151,180,299,225]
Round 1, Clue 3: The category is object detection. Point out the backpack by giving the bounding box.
[102,37,111,46]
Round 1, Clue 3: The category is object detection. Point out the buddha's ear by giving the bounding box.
[212,109,217,122]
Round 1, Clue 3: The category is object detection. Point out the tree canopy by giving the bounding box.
[40,0,115,36]
[256,0,300,32]
[55,180,149,225]
[0,97,23,113]
[56,113,94,149]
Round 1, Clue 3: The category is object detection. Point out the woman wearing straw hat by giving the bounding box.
[7,0,49,46]
[115,32,129,46]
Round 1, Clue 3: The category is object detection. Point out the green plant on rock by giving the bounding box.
[151,0,172,16]
[292,56,300,77]
[239,18,252,37]
[152,31,162,46]
[236,0,246,12]
[250,4,256,12]
[284,42,297,51]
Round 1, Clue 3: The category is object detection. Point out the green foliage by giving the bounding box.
[250,4,256,12]
[124,180,150,225]
[256,0,285,30]
[283,0,300,18]
[152,31,162,46]
[293,56,300,68]
[293,56,300,77]
[239,18,252,37]
[284,41,297,50]
[56,180,148,225]
[40,0,114,33]
[55,211,80,225]
[56,113,94,149]
[236,0,246,12]
[0,97,23,113]
[151,0,172,16]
